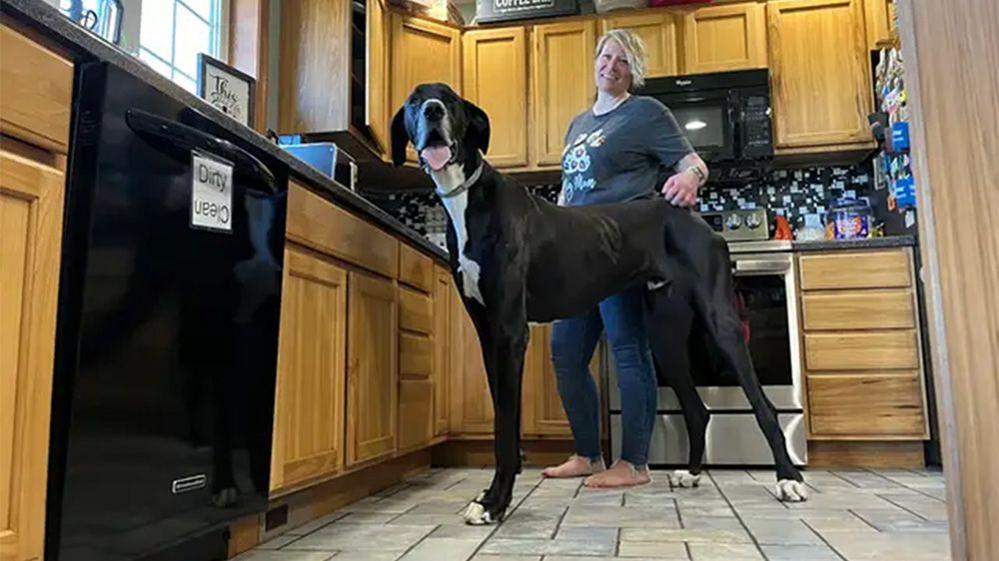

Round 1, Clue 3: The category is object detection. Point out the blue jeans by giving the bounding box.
[550,285,657,467]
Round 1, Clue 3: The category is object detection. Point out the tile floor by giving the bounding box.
[236,467,951,561]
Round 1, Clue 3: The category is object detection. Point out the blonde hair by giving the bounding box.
[595,29,649,90]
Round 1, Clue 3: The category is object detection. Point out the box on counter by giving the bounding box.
[474,0,578,24]
[388,0,465,26]
[279,140,358,191]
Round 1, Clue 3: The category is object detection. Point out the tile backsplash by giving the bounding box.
[363,163,875,251]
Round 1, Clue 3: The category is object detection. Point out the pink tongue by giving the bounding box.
[421,146,452,171]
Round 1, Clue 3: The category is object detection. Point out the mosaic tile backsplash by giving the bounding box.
[363,163,876,252]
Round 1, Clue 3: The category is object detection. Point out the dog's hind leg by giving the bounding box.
[462,316,529,525]
[689,238,807,502]
[644,287,708,489]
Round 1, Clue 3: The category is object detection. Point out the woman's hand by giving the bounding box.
[661,168,700,207]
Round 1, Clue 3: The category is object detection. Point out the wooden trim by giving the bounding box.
[226,514,261,558]
[432,438,580,468]
[807,440,925,468]
[228,0,270,132]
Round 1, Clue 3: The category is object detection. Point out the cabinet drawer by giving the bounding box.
[398,379,433,451]
[399,286,433,334]
[805,330,919,371]
[808,374,925,437]
[399,243,434,292]
[0,24,73,153]
[802,289,915,330]
[287,183,399,278]
[799,249,911,290]
[400,332,432,379]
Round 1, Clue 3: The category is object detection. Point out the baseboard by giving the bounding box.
[432,438,589,467]
[807,440,925,468]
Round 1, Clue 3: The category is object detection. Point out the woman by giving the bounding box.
[542,29,709,488]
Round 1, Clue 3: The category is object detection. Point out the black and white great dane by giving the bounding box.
[390,83,808,525]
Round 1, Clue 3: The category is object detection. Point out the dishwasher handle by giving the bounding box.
[733,259,792,274]
[125,108,278,194]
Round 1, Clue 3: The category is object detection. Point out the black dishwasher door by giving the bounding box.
[47,62,288,561]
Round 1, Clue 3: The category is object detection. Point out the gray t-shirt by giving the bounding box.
[560,96,693,207]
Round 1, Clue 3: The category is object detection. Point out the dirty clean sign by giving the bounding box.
[191,149,234,233]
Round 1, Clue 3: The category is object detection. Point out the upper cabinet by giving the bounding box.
[462,27,529,168]
[367,0,391,153]
[679,1,768,73]
[532,20,597,167]
[863,0,896,49]
[766,0,874,152]
[599,12,680,78]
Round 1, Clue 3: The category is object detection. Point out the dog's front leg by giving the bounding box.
[462,322,529,525]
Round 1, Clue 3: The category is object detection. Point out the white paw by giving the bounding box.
[461,501,493,525]
[776,479,808,502]
[669,470,701,488]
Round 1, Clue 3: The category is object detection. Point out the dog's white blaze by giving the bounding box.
[432,165,485,307]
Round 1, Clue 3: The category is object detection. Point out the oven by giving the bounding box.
[608,210,807,467]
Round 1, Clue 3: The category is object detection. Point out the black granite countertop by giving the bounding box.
[1,0,449,262]
[792,235,916,251]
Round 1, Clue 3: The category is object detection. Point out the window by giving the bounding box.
[137,0,227,92]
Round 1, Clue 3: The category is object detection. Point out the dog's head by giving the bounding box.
[390,83,490,173]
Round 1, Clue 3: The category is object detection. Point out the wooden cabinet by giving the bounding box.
[448,285,494,434]
[270,247,348,493]
[798,247,929,441]
[390,13,462,164]
[433,266,452,436]
[462,27,529,168]
[1,23,71,561]
[367,0,391,152]
[863,0,896,49]
[346,271,398,465]
[599,11,679,78]
[398,278,434,452]
[767,0,874,152]
[532,20,596,167]
[680,2,767,73]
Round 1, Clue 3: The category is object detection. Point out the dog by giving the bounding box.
[390,83,808,525]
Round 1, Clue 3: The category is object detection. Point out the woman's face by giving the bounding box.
[595,38,632,96]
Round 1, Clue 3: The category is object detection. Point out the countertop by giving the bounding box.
[1,0,450,262]
[792,235,916,251]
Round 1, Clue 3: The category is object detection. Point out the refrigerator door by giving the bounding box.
[48,63,287,561]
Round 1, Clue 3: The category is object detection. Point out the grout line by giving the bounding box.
[863,467,947,503]
[847,508,883,532]
[874,493,930,522]
[683,541,693,561]
[828,470,863,489]
[705,470,769,561]
[800,519,851,561]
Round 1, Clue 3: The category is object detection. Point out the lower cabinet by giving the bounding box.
[433,266,452,436]
[270,246,348,493]
[347,271,399,466]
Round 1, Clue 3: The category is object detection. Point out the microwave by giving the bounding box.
[635,69,774,163]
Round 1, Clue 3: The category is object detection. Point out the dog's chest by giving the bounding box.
[439,190,485,306]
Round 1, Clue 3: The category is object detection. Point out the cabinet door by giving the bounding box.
[522,324,603,437]
[347,271,398,465]
[767,0,874,151]
[390,14,462,163]
[433,266,451,436]
[532,20,596,167]
[367,0,390,153]
[0,146,66,561]
[448,285,494,434]
[462,27,529,168]
[680,2,767,73]
[600,12,679,79]
[863,0,895,49]
[270,246,348,493]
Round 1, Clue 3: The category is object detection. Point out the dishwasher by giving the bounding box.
[46,61,288,561]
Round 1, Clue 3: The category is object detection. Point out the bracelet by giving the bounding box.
[686,165,706,187]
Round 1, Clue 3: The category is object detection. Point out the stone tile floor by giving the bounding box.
[236,467,951,561]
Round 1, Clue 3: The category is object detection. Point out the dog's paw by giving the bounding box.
[461,501,495,525]
[669,469,701,488]
[775,479,808,502]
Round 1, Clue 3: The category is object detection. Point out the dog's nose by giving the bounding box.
[423,103,444,122]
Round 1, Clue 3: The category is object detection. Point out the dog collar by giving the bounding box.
[435,162,484,199]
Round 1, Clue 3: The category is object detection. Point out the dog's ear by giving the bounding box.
[464,99,490,156]
[390,107,409,167]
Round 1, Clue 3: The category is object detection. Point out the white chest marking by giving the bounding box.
[433,166,485,306]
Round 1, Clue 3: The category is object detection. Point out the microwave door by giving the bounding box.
[670,101,733,162]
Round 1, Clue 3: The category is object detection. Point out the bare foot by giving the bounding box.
[542,455,604,478]
[583,460,651,488]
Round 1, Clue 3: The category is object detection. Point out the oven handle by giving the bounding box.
[734,259,791,274]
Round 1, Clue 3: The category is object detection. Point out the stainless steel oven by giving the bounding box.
[609,210,807,466]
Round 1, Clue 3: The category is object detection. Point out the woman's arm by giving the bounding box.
[661,152,708,208]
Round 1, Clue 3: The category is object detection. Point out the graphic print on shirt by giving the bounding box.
[561,129,607,204]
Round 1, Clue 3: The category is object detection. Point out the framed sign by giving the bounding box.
[197,53,256,128]
[475,0,578,23]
